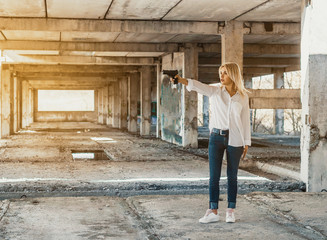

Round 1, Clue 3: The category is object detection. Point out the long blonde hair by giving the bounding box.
[219,62,250,97]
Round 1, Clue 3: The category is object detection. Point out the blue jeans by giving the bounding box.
[208,131,244,209]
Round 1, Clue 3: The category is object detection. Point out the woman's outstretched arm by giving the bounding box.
[171,75,218,97]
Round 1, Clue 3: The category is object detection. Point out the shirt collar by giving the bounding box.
[221,85,240,97]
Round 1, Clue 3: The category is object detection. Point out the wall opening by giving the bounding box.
[38,90,94,112]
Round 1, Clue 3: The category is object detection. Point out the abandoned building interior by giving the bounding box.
[0,0,326,239]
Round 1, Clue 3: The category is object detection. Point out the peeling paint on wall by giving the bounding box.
[309,124,320,152]
[160,76,183,145]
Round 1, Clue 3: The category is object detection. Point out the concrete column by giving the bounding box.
[120,77,128,130]
[128,73,139,133]
[21,80,29,128]
[17,78,22,130]
[301,0,327,192]
[182,43,198,148]
[97,88,104,124]
[94,90,98,122]
[203,95,209,128]
[1,67,13,137]
[112,81,120,128]
[221,20,243,72]
[156,64,162,138]
[13,75,18,132]
[244,75,253,133]
[140,66,152,136]
[273,69,285,135]
[103,85,108,125]
[28,87,34,126]
[107,83,113,126]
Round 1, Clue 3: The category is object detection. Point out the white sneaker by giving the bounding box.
[226,210,235,223]
[199,209,219,224]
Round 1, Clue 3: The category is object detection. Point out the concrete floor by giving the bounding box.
[1,122,320,240]
[1,193,326,240]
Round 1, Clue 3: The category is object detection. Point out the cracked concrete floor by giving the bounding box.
[0,193,326,240]
[0,122,321,240]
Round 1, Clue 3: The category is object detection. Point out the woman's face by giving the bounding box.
[219,66,233,86]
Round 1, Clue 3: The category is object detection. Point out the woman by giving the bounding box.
[172,62,251,223]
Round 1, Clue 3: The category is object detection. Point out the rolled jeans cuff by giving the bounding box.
[228,202,236,209]
[210,202,218,209]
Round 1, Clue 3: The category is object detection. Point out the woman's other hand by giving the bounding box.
[241,145,249,160]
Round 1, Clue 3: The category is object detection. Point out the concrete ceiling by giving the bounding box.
[0,0,302,86]
[0,0,301,45]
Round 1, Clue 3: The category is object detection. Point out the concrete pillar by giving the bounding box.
[94,90,98,122]
[28,87,34,126]
[203,95,209,128]
[128,73,139,133]
[21,80,29,128]
[182,43,198,148]
[221,20,243,72]
[13,75,18,132]
[112,81,120,128]
[97,88,104,124]
[244,75,253,133]
[156,64,162,138]
[103,86,108,125]
[140,66,152,136]
[1,67,13,137]
[120,77,128,130]
[16,78,22,131]
[301,0,327,192]
[107,83,113,126]
[273,69,285,135]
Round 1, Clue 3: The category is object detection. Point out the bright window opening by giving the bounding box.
[38,90,94,111]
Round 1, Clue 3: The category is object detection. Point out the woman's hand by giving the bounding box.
[170,75,188,86]
[241,145,249,160]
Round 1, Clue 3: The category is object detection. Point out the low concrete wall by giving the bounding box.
[35,111,97,122]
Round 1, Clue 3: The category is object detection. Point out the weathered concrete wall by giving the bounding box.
[35,111,97,122]
[301,0,327,192]
[160,53,184,145]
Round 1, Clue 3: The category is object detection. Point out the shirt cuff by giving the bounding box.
[244,140,251,146]
[186,78,193,92]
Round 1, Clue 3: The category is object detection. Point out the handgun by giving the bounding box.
[163,70,179,84]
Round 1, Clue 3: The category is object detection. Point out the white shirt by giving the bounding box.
[186,79,251,147]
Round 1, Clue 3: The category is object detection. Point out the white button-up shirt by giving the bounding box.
[186,79,251,147]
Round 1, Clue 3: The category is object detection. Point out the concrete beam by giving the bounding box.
[4,53,158,65]
[244,22,301,35]
[248,89,301,109]
[0,41,179,53]
[4,64,140,73]
[202,43,300,55]
[21,77,117,82]
[0,18,300,35]
[1,41,301,56]
[32,86,101,90]
[16,72,126,78]
[29,80,108,87]
[199,57,300,67]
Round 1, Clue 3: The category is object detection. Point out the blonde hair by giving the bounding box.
[219,62,250,97]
